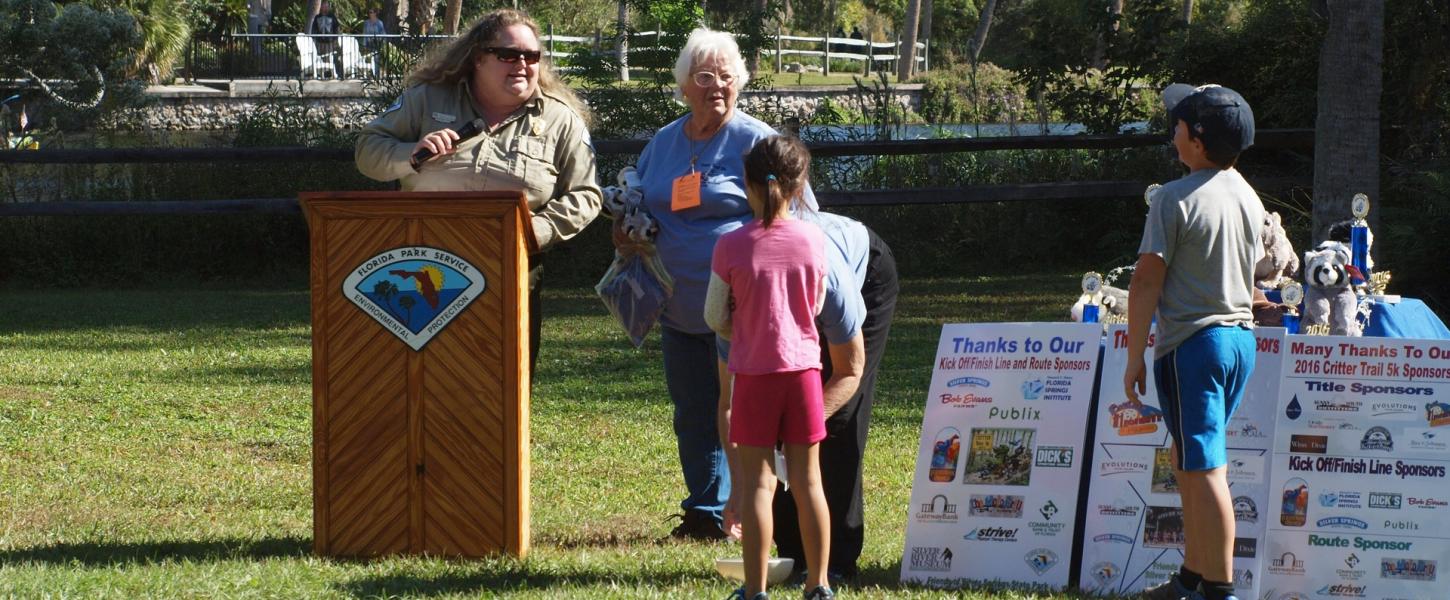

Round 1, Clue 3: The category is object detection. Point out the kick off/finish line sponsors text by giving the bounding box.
[901,323,1100,588]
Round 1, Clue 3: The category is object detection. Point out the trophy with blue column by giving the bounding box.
[1350,193,1371,281]
[1080,271,1103,323]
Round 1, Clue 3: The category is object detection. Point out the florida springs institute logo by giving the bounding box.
[345,247,486,351]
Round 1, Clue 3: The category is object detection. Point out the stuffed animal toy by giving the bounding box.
[1070,285,1129,322]
[621,205,658,244]
[1302,241,1362,336]
[1255,211,1299,289]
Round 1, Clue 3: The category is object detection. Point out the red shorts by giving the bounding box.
[729,368,825,447]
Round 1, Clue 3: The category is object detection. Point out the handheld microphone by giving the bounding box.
[411,118,487,165]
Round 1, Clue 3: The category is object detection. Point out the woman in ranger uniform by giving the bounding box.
[355,8,602,372]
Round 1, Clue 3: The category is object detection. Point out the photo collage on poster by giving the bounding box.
[1078,325,1283,599]
[902,323,1101,589]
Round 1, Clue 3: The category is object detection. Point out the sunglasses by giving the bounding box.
[483,47,542,64]
[692,71,737,87]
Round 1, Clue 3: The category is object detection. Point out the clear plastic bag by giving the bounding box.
[595,250,672,348]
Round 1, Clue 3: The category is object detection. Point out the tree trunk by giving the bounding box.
[382,0,406,35]
[746,0,768,76]
[444,0,462,35]
[411,0,436,35]
[1312,0,1384,245]
[897,0,921,81]
[1182,0,1194,23]
[968,0,998,62]
[306,0,322,33]
[921,0,934,43]
[617,1,630,82]
[1092,0,1123,70]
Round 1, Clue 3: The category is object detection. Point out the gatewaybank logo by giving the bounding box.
[1269,552,1306,576]
[908,546,953,572]
[963,526,1019,543]
[1291,434,1330,454]
[1361,426,1394,451]
[1024,548,1058,575]
[916,494,959,524]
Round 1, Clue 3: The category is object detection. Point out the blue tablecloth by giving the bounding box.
[1363,298,1450,339]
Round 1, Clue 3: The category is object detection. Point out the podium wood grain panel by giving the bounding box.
[302,191,532,558]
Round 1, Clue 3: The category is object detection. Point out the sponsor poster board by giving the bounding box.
[1262,336,1450,600]
[1079,325,1284,598]
[901,323,1100,589]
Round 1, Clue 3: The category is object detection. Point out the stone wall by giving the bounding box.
[113,82,922,130]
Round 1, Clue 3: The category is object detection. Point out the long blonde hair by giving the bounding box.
[406,9,592,127]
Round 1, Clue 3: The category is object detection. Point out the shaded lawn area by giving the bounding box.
[0,275,1100,599]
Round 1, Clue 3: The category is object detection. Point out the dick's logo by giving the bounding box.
[345,247,486,351]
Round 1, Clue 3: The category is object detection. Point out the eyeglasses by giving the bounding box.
[692,71,737,87]
[483,47,542,64]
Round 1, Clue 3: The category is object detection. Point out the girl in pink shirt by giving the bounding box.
[705,136,833,600]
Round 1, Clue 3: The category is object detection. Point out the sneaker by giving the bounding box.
[665,510,727,541]
[725,588,769,600]
[803,585,835,600]
[1140,575,1204,600]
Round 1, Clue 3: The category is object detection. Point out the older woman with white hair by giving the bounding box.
[635,27,813,541]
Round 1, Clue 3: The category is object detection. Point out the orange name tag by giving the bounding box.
[671,171,702,211]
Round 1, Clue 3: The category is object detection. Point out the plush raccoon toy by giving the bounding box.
[1301,241,1362,336]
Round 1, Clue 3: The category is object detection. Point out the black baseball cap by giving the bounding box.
[1162,83,1255,158]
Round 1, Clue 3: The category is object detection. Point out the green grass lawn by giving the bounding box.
[0,275,1094,599]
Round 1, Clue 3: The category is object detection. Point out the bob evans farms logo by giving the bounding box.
[345,247,486,351]
[1108,401,1163,436]
[939,392,993,408]
[1407,496,1448,510]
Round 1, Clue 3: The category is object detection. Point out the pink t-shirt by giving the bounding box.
[711,219,826,375]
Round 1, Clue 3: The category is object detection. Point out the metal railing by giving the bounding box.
[184,30,929,82]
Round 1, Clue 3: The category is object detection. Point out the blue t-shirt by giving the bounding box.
[718,210,870,362]
[637,112,776,333]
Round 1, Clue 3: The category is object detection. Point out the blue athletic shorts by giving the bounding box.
[1153,324,1255,471]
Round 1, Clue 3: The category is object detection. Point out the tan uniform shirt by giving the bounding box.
[355,80,602,252]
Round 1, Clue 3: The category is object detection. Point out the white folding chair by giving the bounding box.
[296,34,337,79]
[339,36,378,79]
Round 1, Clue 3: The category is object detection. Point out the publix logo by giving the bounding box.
[947,377,991,388]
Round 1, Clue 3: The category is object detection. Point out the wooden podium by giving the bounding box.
[300,191,535,558]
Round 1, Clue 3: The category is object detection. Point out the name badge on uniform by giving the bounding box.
[671,172,701,211]
[431,112,456,124]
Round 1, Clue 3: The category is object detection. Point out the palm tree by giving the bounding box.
[398,295,417,328]
[104,0,192,84]
[1312,1,1383,245]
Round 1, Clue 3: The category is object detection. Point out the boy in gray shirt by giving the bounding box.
[1125,84,1264,600]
